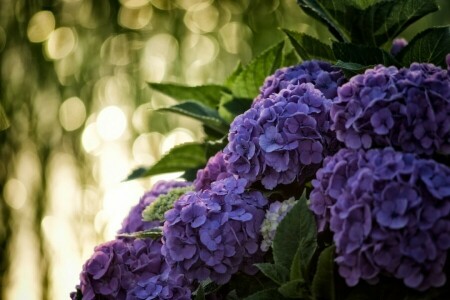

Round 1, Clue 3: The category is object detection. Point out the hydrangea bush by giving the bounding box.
[72,1,450,299]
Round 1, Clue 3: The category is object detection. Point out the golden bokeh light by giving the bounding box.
[3,178,27,210]
[45,27,77,60]
[118,5,153,30]
[96,106,128,141]
[27,11,56,43]
[101,34,131,66]
[184,2,219,33]
[59,97,87,131]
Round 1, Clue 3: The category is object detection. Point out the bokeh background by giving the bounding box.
[0,0,448,299]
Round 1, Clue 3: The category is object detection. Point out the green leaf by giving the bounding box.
[272,193,317,271]
[231,41,284,99]
[283,49,300,67]
[0,104,9,131]
[278,279,308,299]
[290,234,317,283]
[398,26,450,69]
[125,142,206,180]
[297,0,438,46]
[116,227,163,239]
[156,101,229,135]
[218,93,253,124]
[243,288,286,300]
[282,29,335,62]
[204,136,227,159]
[255,263,290,285]
[332,42,398,67]
[195,284,205,300]
[148,83,227,108]
[311,245,336,300]
[225,62,244,88]
[334,60,373,77]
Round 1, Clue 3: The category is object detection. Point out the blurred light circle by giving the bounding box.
[27,10,55,43]
[219,22,252,54]
[161,128,195,155]
[120,0,149,8]
[46,27,76,60]
[3,178,27,210]
[184,2,219,33]
[96,106,127,141]
[182,34,218,65]
[132,132,164,164]
[101,34,131,66]
[82,122,101,154]
[59,97,86,131]
[118,5,152,29]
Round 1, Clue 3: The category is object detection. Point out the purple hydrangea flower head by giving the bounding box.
[194,151,233,191]
[331,63,450,156]
[74,238,191,299]
[162,176,268,284]
[225,81,343,189]
[255,60,346,103]
[390,38,408,56]
[118,180,191,234]
[310,147,450,291]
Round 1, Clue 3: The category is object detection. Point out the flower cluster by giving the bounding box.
[118,180,191,234]
[162,176,268,284]
[310,147,450,290]
[331,63,450,155]
[73,238,191,300]
[260,197,297,251]
[255,60,346,104]
[194,151,232,191]
[225,81,343,189]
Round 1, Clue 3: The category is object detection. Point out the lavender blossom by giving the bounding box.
[118,180,191,234]
[310,147,450,291]
[255,60,346,103]
[162,176,268,285]
[73,238,191,300]
[225,81,342,189]
[194,151,232,191]
[331,63,450,156]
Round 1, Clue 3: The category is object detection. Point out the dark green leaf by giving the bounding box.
[218,93,253,124]
[311,245,336,300]
[283,49,300,67]
[156,101,229,135]
[334,60,373,77]
[332,42,398,67]
[231,41,284,99]
[375,0,438,46]
[290,235,317,283]
[204,136,227,159]
[0,104,9,131]
[125,142,206,180]
[282,29,335,62]
[195,284,205,300]
[255,263,290,285]
[116,227,163,239]
[148,83,227,108]
[398,26,450,69]
[243,288,286,300]
[297,0,438,46]
[273,193,317,271]
[278,279,308,299]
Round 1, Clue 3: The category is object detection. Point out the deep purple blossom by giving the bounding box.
[194,151,233,191]
[162,176,267,284]
[118,180,191,234]
[331,63,450,156]
[225,80,343,189]
[254,60,346,103]
[73,238,191,300]
[310,147,450,291]
[390,38,408,56]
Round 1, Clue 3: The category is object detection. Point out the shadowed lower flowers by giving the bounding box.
[310,147,450,291]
